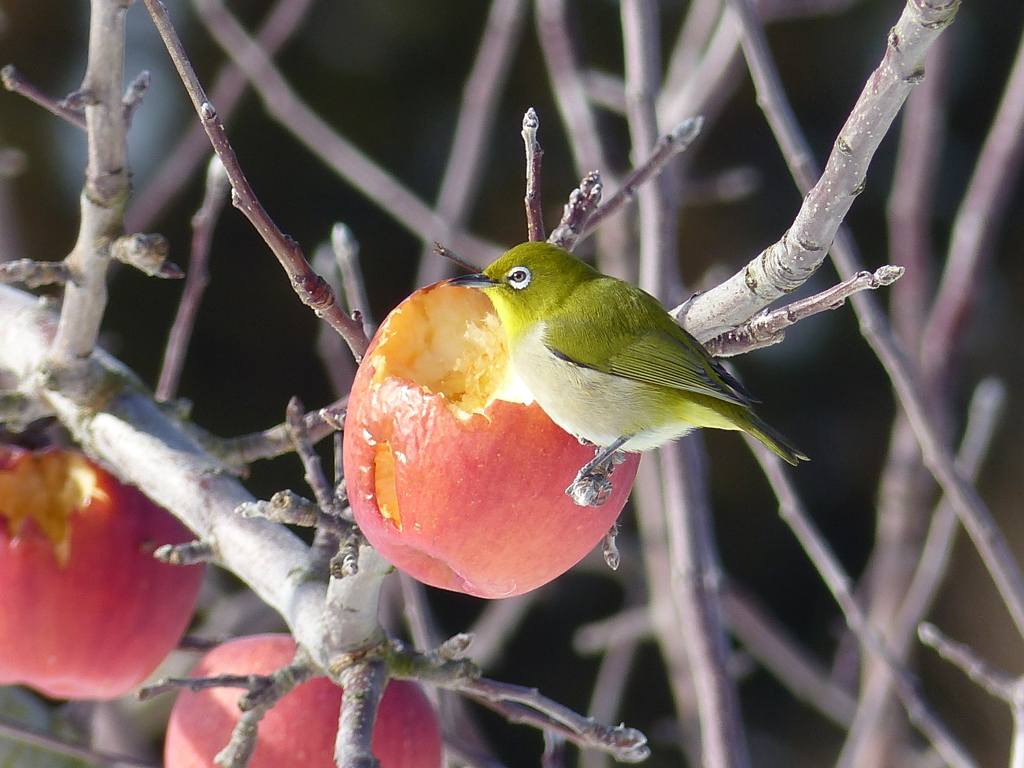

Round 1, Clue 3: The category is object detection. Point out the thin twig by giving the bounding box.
[920,19,1024,383]
[534,0,613,179]
[216,657,321,768]
[465,594,540,671]
[449,677,649,763]
[582,118,704,245]
[621,0,671,297]
[886,34,950,349]
[582,69,627,114]
[126,0,316,232]
[838,378,1007,768]
[919,623,1018,703]
[285,397,340,516]
[722,581,857,728]
[121,69,151,129]
[573,591,858,730]
[330,224,373,333]
[1,65,87,130]
[845,36,953,767]
[0,258,70,287]
[522,108,545,242]
[748,439,977,768]
[658,438,751,768]
[109,233,180,278]
[188,0,502,267]
[142,0,368,360]
[414,0,528,286]
[201,401,344,473]
[157,155,230,402]
[919,622,1024,768]
[630,457,702,759]
[547,171,602,252]
[702,265,904,357]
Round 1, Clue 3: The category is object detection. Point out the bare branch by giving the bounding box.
[285,396,340,516]
[0,716,159,768]
[121,69,150,129]
[678,0,958,340]
[331,224,373,333]
[154,539,217,565]
[838,378,1007,767]
[919,625,1024,718]
[126,0,316,231]
[450,677,649,763]
[142,0,369,360]
[919,622,1024,768]
[1,64,87,130]
[621,0,672,296]
[534,0,613,180]
[157,154,230,402]
[886,34,950,349]
[548,171,602,251]
[109,233,181,278]
[187,0,502,267]
[920,19,1024,383]
[200,401,344,473]
[748,439,978,768]
[215,657,321,768]
[49,0,134,369]
[335,660,387,768]
[415,0,528,286]
[702,265,904,357]
[657,438,751,768]
[0,259,70,287]
[722,581,857,728]
[631,458,702,763]
[522,108,545,242]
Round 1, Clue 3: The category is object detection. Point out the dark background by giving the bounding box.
[2,0,1024,765]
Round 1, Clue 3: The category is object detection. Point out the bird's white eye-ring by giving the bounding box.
[506,266,532,290]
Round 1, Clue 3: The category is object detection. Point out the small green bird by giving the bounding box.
[448,242,806,499]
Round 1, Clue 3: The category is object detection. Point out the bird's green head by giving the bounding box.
[447,242,599,338]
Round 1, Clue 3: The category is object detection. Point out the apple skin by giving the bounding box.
[343,283,639,598]
[0,447,205,700]
[164,634,442,768]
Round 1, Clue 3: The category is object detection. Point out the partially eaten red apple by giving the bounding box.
[343,282,639,598]
[164,634,441,768]
[0,447,205,699]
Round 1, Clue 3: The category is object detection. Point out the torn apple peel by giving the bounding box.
[373,441,402,530]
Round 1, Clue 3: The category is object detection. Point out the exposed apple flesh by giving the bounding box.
[0,447,205,699]
[343,282,638,598]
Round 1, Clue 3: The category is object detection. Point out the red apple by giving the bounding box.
[164,634,441,768]
[0,447,205,699]
[343,283,639,598]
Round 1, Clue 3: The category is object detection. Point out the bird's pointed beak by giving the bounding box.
[446,273,499,289]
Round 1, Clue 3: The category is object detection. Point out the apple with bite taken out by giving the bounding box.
[343,282,639,598]
[0,447,205,699]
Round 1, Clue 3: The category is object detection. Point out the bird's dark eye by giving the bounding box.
[506,266,532,290]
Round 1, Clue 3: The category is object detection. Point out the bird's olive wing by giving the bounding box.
[606,331,752,406]
[542,281,753,406]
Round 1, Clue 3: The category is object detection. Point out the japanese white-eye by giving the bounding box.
[448,242,807,481]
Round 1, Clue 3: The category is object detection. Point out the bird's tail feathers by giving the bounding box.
[743,414,808,466]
